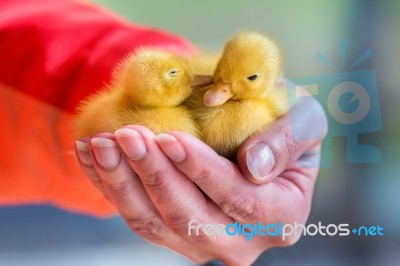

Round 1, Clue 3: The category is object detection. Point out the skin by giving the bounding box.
[75,88,327,266]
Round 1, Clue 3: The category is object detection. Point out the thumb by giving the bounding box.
[237,95,328,184]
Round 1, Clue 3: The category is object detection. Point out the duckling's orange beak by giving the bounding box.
[191,74,214,89]
[204,80,234,107]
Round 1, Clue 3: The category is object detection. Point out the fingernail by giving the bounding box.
[76,140,92,166]
[91,138,121,170]
[115,128,146,161]
[156,133,186,163]
[246,143,275,180]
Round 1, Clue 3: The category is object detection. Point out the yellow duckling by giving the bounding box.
[189,31,289,159]
[74,49,213,138]
[185,52,221,77]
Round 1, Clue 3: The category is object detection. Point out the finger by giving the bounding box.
[115,126,274,264]
[75,138,107,197]
[114,125,261,257]
[74,133,123,198]
[115,126,227,233]
[86,131,259,263]
[157,131,317,226]
[89,136,189,246]
[109,129,304,264]
[237,94,328,184]
[158,132,317,249]
[155,131,261,221]
[89,137,219,263]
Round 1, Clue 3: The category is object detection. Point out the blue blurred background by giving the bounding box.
[1,0,399,265]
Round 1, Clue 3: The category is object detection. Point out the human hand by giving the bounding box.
[75,93,327,265]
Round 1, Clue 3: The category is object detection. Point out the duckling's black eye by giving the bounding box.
[247,74,258,81]
[168,69,179,77]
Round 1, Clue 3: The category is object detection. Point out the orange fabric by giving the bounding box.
[0,83,116,216]
[0,0,196,217]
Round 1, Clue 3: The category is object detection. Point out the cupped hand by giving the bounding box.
[75,94,327,266]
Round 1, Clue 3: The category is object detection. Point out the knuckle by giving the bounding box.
[221,195,264,223]
[126,215,163,242]
[283,127,299,162]
[191,168,213,187]
[163,211,191,233]
[189,229,217,246]
[102,178,130,194]
[88,176,105,191]
[184,218,218,246]
[140,170,170,192]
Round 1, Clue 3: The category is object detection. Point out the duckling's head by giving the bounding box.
[116,49,212,108]
[204,31,283,107]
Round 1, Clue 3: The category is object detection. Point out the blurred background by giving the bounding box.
[1,0,399,265]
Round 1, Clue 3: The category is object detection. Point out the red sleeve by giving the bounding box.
[0,0,197,216]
